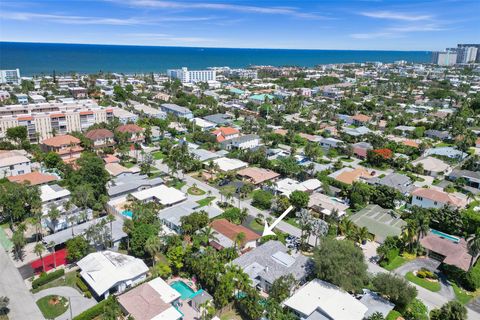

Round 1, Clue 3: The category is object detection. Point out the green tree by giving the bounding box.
[130,223,159,257]
[269,274,296,303]
[289,190,309,209]
[12,230,26,261]
[180,211,209,235]
[313,238,368,292]
[372,273,417,311]
[404,298,428,320]
[66,236,90,262]
[166,245,187,274]
[103,296,122,320]
[430,301,467,320]
[6,126,28,145]
[365,312,385,320]
[252,189,273,210]
[43,152,62,169]
[34,242,46,272]
[145,235,161,266]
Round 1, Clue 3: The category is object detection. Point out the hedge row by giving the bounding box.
[76,277,92,298]
[73,298,108,320]
[32,269,65,289]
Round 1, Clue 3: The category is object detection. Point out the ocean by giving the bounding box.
[0,42,432,76]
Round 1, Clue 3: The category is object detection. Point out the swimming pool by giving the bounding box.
[170,280,196,300]
[431,229,459,243]
[121,210,133,218]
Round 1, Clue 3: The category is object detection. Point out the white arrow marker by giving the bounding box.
[262,206,294,237]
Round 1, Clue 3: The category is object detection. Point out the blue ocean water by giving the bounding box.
[0,42,432,75]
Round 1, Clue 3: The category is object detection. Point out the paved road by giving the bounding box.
[33,286,96,320]
[0,247,44,320]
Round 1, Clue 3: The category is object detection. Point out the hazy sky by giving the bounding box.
[1,0,479,50]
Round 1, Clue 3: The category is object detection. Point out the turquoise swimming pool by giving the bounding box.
[170,280,196,300]
[121,210,133,218]
[431,229,459,243]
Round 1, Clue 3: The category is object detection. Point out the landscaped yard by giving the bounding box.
[383,256,407,271]
[196,196,215,207]
[249,219,264,233]
[285,217,300,228]
[166,179,186,190]
[121,161,136,168]
[36,295,68,319]
[152,151,165,160]
[219,307,246,320]
[340,157,354,162]
[188,186,206,196]
[31,271,79,293]
[451,282,474,304]
[386,310,402,320]
[405,271,441,292]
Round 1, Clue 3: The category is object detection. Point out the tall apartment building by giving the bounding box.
[0,100,113,142]
[167,67,216,83]
[432,50,457,66]
[0,69,21,85]
[457,44,480,63]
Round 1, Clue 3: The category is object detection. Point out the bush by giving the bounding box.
[251,190,273,210]
[32,269,65,289]
[76,276,92,298]
[73,298,108,320]
[404,298,428,320]
[466,260,480,290]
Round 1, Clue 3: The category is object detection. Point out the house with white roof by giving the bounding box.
[274,178,321,196]
[411,156,450,177]
[40,184,71,206]
[77,251,148,299]
[212,157,248,172]
[0,150,31,178]
[130,185,187,206]
[283,279,368,320]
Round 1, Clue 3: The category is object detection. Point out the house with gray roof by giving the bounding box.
[107,174,164,198]
[232,240,312,293]
[425,129,451,141]
[367,172,414,194]
[448,169,480,190]
[424,147,468,160]
[190,148,221,162]
[203,113,232,126]
[160,103,193,119]
[350,204,406,243]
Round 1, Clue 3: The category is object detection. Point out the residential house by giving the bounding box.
[105,163,134,178]
[41,135,83,163]
[220,134,261,150]
[211,126,240,143]
[420,231,475,271]
[40,184,71,207]
[77,251,148,299]
[232,240,311,293]
[112,107,138,124]
[203,113,232,126]
[130,185,187,206]
[424,147,468,160]
[352,142,372,159]
[448,169,480,190]
[116,124,145,143]
[107,174,164,199]
[367,173,414,194]
[237,167,280,186]
[0,150,31,178]
[275,178,321,196]
[7,171,58,186]
[329,167,372,185]
[118,277,183,320]
[319,137,342,149]
[308,192,348,219]
[411,156,450,177]
[411,188,468,209]
[85,128,115,149]
[350,204,406,243]
[159,201,222,234]
[213,157,248,172]
[210,219,260,250]
[160,103,194,119]
[352,114,372,126]
[425,130,451,141]
[192,118,216,131]
[283,279,368,320]
[343,126,371,137]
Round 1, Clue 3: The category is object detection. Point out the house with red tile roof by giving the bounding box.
[85,128,115,148]
[411,188,468,209]
[211,126,240,143]
[237,167,280,185]
[210,219,260,250]
[41,135,83,161]
[116,124,145,143]
[352,114,372,126]
[8,171,58,186]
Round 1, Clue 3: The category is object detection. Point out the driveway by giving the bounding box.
[33,286,96,320]
[0,247,44,319]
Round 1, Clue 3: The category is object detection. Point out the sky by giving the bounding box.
[0,0,479,50]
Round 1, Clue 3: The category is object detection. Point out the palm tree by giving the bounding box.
[0,296,9,316]
[145,236,161,266]
[467,231,480,270]
[48,241,57,269]
[48,206,61,233]
[34,242,46,272]
[356,227,371,245]
[106,214,115,247]
[122,219,134,251]
[338,218,355,237]
[234,232,246,250]
[402,219,418,252]
[199,226,219,245]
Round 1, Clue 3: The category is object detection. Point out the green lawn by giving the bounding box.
[0,227,13,251]
[451,282,474,304]
[340,157,354,162]
[152,151,165,160]
[196,197,215,207]
[36,295,68,319]
[31,271,79,293]
[383,256,407,271]
[219,308,246,320]
[386,310,402,320]
[166,180,186,190]
[122,161,136,168]
[405,272,441,292]
[285,217,300,228]
[188,186,206,196]
[249,219,264,233]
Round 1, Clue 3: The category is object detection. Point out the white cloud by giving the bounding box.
[117,0,325,19]
[0,11,211,25]
[360,10,432,21]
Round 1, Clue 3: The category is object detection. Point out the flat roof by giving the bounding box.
[131,185,186,205]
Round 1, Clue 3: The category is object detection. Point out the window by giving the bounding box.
[434,201,438,205]
[416,196,423,201]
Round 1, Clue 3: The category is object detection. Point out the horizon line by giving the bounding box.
[0,40,433,53]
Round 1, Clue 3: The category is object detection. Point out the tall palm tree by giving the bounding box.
[356,227,371,245]
[402,219,418,252]
[467,231,480,270]
[48,206,61,233]
[106,214,115,247]
[234,232,246,250]
[122,219,134,251]
[34,242,46,272]
[415,211,430,245]
[338,218,355,237]
[48,241,57,269]
[199,226,219,245]
[145,236,161,266]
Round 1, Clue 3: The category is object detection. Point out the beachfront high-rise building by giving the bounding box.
[167,67,216,83]
[432,50,458,66]
[0,69,21,85]
[0,99,113,142]
[457,44,480,63]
